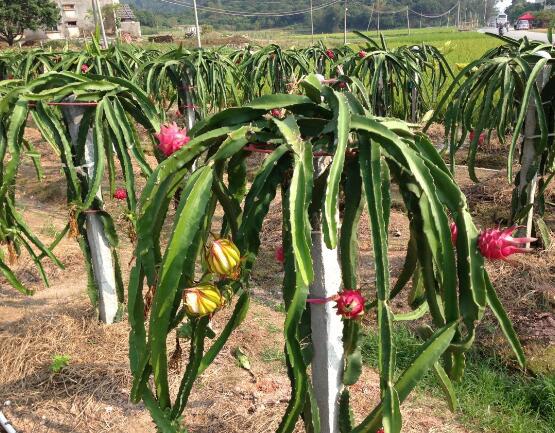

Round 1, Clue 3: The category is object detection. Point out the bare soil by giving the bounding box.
[1,123,554,433]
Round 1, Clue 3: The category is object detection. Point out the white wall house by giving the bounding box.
[24,0,141,42]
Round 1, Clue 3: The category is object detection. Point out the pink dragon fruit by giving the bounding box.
[275,246,284,264]
[478,226,536,260]
[326,49,335,60]
[81,64,89,74]
[335,290,365,319]
[450,222,458,246]
[113,188,127,200]
[469,130,485,145]
[155,122,191,157]
[358,50,367,59]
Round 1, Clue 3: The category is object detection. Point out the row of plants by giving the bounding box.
[0,35,452,121]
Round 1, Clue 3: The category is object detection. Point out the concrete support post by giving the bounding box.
[310,0,315,44]
[309,158,343,433]
[92,0,109,48]
[63,101,118,324]
[411,80,418,123]
[192,0,202,48]
[344,0,348,45]
[517,52,551,245]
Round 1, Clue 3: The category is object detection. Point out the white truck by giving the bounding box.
[496,13,509,29]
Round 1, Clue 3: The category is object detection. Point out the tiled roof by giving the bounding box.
[117,4,136,21]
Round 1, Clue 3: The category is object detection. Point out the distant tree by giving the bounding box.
[534,10,555,27]
[505,1,542,23]
[0,0,60,46]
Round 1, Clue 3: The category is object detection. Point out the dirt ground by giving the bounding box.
[0,124,554,433]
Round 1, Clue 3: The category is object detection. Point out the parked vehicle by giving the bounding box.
[496,13,509,29]
[515,20,530,30]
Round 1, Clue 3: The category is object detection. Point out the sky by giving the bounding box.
[497,0,512,13]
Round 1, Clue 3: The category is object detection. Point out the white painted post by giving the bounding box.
[92,0,109,49]
[411,71,419,123]
[310,0,315,44]
[192,0,202,49]
[63,101,118,324]
[183,76,196,132]
[344,0,348,45]
[517,52,551,245]
[310,158,343,433]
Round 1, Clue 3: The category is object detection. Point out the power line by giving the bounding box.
[157,0,344,17]
[409,2,459,19]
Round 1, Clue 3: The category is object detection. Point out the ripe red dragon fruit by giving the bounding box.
[270,108,282,118]
[155,122,191,157]
[377,429,384,433]
[81,64,89,74]
[335,290,365,319]
[113,188,127,200]
[477,226,536,260]
[326,49,335,60]
[358,50,367,59]
[469,129,485,145]
[337,81,347,89]
[450,222,458,245]
[275,246,284,264]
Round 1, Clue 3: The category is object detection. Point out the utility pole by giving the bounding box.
[310,0,315,44]
[406,7,411,35]
[376,0,380,34]
[366,3,374,31]
[483,0,487,26]
[457,1,461,29]
[344,0,348,45]
[92,0,108,48]
[193,0,202,48]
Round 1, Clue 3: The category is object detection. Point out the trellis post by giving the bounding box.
[63,100,118,324]
[183,76,196,132]
[92,0,109,49]
[517,52,551,245]
[411,71,419,123]
[309,157,344,433]
[344,0,348,45]
[310,0,315,44]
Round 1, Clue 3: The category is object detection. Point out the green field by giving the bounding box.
[146,26,503,68]
[229,27,503,65]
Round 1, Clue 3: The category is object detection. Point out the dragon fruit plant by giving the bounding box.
[128,74,524,433]
[429,34,555,236]
[344,32,453,120]
[0,71,160,311]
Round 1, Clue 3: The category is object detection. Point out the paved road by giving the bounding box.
[479,27,551,43]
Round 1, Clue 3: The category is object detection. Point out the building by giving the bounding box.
[117,4,142,38]
[24,0,141,42]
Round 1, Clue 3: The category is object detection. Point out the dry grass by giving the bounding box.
[0,294,469,433]
[0,302,146,433]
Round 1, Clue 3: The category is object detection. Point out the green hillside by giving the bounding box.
[125,0,497,32]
